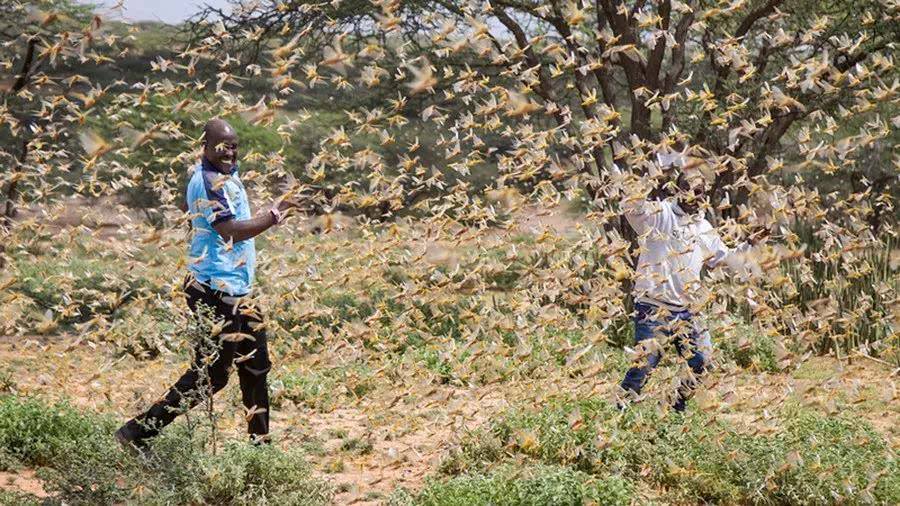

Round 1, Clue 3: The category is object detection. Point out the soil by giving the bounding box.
[0,333,896,503]
[0,469,48,499]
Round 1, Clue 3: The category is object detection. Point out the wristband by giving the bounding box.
[270,206,285,225]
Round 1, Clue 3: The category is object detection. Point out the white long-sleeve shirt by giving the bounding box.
[624,199,750,311]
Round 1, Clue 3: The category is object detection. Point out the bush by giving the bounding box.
[435,398,899,505]
[39,427,134,505]
[270,364,374,411]
[155,436,334,506]
[740,410,900,504]
[714,318,780,373]
[102,304,183,359]
[0,396,113,470]
[0,395,333,505]
[11,249,154,331]
[390,464,633,506]
[0,490,41,506]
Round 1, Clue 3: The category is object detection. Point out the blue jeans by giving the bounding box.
[620,302,710,411]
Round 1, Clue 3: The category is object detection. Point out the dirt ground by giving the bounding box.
[0,469,48,499]
[0,332,897,504]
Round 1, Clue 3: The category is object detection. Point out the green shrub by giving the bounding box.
[103,305,183,359]
[0,396,113,470]
[270,364,374,411]
[435,398,899,505]
[340,436,374,455]
[740,409,899,504]
[38,427,134,505]
[0,395,333,505]
[715,318,780,372]
[391,464,633,506]
[185,440,333,506]
[0,490,41,506]
[421,348,455,384]
[11,250,153,330]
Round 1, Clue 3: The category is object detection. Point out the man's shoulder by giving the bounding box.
[192,164,236,193]
[187,163,204,183]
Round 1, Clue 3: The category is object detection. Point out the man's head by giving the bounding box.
[202,118,239,173]
[674,164,708,215]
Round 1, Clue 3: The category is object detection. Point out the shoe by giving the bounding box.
[115,425,150,459]
[250,433,272,446]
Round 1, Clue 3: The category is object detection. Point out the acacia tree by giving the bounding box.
[1,1,101,268]
[189,0,897,229]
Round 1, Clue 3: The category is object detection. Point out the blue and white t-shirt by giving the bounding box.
[186,158,256,296]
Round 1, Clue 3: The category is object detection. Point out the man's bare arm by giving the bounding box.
[212,199,300,243]
[213,212,277,243]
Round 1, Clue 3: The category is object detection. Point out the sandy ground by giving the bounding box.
[0,469,49,499]
[0,331,897,504]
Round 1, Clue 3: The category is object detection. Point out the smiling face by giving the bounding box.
[675,168,708,215]
[202,119,239,173]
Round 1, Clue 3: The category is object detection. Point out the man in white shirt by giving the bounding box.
[615,152,754,412]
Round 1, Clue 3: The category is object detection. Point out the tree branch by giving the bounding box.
[735,0,785,40]
[645,0,671,91]
[488,0,569,128]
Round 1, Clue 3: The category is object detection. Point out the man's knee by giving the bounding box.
[209,374,230,392]
[241,365,270,380]
[238,359,271,380]
[687,352,708,376]
[238,341,271,380]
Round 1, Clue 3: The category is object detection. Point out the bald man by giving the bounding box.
[116,119,298,449]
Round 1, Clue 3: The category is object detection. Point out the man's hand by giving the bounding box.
[275,193,314,216]
[275,185,320,215]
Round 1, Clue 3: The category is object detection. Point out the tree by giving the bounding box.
[1,1,96,218]
[1,1,100,267]
[188,0,898,230]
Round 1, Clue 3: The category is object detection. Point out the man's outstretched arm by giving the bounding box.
[213,199,298,243]
[213,212,277,243]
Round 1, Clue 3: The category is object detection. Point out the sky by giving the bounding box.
[77,0,233,24]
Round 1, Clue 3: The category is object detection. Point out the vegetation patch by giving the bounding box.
[390,464,633,506]
[434,398,899,505]
[0,395,333,505]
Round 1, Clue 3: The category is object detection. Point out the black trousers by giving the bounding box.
[122,277,271,441]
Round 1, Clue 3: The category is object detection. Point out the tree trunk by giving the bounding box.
[1,37,41,268]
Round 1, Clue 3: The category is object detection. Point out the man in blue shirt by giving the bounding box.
[116,118,299,449]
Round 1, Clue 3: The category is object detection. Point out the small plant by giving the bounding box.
[0,490,41,506]
[0,395,333,505]
[0,369,15,394]
[0,395,113,470]
[421,348,455,384]
[340,436,374,455]
[390,464,633,506]
[715,318,780,373]
[432,397,899,505]
[103,305,182,360]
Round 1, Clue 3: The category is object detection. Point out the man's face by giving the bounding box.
[203,127,239,173]
[675,169,707,214]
